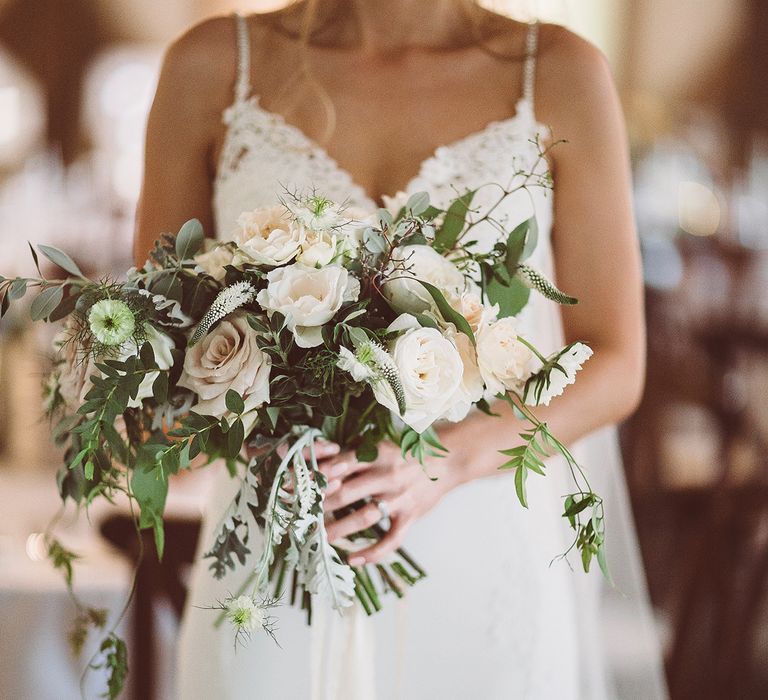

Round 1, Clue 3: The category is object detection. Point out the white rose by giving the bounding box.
[256,264,360,348]
[195,241,234,281]
[177,314,271,418]
[374,314,463,433]
[120,324,175,408]
[524,342,593,406]
[231,206,305,267]
[382,245,467,314]
[442,327,484,423]
[476,316,533,397]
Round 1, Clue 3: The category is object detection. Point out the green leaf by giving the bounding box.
[363,227,388,254]
[30,285,64,321]
[175,219,204,260]
[355,442,378,463]
[48,290,80,322]
[37,244,85,278]
[9,279,27,300]
[505,218,531,276]
[406,191,430,216]
[226,418,245,459]
[28,241,42,276]
[152,372,168,404]
[415,280,475,345]
[225,389,245,415]
[434,190,475,253]
[486,270,531,318]
[131,465,168,558]
[514,463,529,508]
[521,216,539,261]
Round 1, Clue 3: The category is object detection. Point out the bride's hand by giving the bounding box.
[319,441,462,566]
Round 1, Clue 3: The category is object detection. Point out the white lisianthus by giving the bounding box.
[226,595,266,634]
[382,245,467,315]
[257,264,360,348]
[442,326,484,422]
[231,206,305,267]
[298,229,338,267]
[194,240,235,281]
[374,314,463,433]
[336,346,375,382]
[476,316,533,397]
[524,342,593,407]
[177,313,271,418]
[120,324,175,409]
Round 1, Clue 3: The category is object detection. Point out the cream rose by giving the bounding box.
[374,314,463,433]
[177,314,271,417]
[382,244,466,314]
[195,241,235,281]
[256,264,360,348]
[231,206,305,267]
[449,290,498,332]
[476,316,533,397]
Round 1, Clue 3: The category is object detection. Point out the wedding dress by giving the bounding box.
[177,14,668,700]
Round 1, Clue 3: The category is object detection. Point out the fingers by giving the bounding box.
[305,440,340,461]
[325,501,382,543]
[317,450,367,479]
[323,470,398,512]
[348,517,407,566]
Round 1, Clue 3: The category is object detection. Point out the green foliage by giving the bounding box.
[93,634,128,700]
[414,280,475,345]
[498,425,549,508]
[47,539,80,588]
[174,219,205,260]
[38,244,86,278]
[131,463,169,559]
[399,426,447,469]
[433,190,475,253]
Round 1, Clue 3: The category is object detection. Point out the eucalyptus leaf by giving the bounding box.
[8,279,27,300]
[175,219,205,260]
[406,191,430,216]
[131,464,169,559]
[30,285,64,321]
[521,216,539,261]
[38,244,86,278]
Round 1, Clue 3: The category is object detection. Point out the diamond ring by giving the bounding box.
[373,498,391,531]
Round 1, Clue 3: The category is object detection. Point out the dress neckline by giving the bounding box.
[215,93,547,210]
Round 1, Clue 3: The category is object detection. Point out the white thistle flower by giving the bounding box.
[189,281,256,346]
[336,346,374,382]
[226,595,266,634]
[288,194,346,232]
[88,299,135,346]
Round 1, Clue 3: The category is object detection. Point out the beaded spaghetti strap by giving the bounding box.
[233,13,252,104]
[522,21,539,110]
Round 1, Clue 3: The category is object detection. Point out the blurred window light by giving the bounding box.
[0,48,45,168]
[678,180,721,237]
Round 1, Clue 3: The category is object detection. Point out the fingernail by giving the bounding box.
[348,557,365,567]
[326,479,341,495]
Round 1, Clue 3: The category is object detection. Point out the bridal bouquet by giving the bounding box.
[0,186,605,696]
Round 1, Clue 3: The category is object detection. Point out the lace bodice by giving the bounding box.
[213,17,553,271]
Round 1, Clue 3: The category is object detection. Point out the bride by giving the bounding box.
[134,1,668,698]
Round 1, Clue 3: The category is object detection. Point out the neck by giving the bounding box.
[308,0,477,54]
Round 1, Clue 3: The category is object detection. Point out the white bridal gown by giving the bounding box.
[177,14,668,700]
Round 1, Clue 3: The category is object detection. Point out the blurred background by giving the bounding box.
[0,0,766,698]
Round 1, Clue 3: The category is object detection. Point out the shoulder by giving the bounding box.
[535,24,624,144]
[156,15,239,112]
